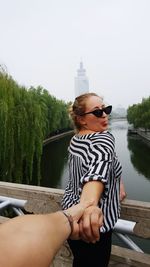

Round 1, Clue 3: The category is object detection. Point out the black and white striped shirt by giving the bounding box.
[61,131,122,233]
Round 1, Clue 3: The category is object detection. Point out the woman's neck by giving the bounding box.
[78,129,95,135]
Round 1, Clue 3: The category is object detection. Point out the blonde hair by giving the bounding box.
[69,93,103,131]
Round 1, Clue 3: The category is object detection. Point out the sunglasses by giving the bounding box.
[81,105,112,118]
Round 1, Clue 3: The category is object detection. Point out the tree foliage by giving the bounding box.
[0,70,71,184]
[127,97,150,129]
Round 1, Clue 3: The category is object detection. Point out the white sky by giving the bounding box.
[0,0,150,108]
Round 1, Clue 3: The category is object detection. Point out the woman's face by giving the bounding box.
[80,95,109,132]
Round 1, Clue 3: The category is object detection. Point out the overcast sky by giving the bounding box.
[0,0,150,108]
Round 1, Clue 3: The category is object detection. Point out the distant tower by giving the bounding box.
[75,61,89,97]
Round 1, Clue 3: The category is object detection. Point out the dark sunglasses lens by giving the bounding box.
[93,109,103,117]
[104,106,112,115]
[92,106,112,117]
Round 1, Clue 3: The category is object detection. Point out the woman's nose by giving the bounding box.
[102,111,107,117]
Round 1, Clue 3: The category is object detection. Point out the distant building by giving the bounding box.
[111,106,127,118]
[75,61,89,97]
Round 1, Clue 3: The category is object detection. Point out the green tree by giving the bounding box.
[127,97,150,129]
[0,70,71,184]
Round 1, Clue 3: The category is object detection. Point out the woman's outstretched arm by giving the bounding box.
[79,181,104,243]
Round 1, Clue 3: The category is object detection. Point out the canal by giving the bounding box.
[41,118,150,253]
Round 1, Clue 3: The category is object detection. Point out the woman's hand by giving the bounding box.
[78,205,103,243]
[67,181,104,241]
[66,201,94,240]
[120,180,127,201]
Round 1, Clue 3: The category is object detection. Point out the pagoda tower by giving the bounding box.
[74,61,89,97]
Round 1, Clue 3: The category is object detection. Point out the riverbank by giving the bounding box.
[128,127,150,142]
[137,128,150,142]
[43,130,74,146]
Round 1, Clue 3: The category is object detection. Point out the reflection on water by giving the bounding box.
[40,135,72,188]
[109,119,150,254]
[128,135,150,180]
[109,120,150,202]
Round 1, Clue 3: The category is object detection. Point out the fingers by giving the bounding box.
[79,206,103,243]
[98,211,104,227]
[70,222,80,240]
[65,203,103,243]
[79,213,93,243]
[66,200,94,222]
[90,212,101,241]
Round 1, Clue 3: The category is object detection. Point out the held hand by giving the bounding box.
[120,181,127,201]
[79,205,103,243]
[65,201,94,240]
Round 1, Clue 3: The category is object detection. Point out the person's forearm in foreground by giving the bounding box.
[0,202,91,267]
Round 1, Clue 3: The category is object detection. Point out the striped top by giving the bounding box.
[61,131,122,233]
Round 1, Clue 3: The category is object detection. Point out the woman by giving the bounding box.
[62,93,126,267]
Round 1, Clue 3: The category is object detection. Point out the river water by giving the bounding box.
[41,119,150,253]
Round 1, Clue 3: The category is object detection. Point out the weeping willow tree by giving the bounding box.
[0,70,71,185]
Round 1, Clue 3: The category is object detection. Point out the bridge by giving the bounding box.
[0,181,150,267]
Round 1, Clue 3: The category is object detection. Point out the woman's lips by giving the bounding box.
[101,121,108,128]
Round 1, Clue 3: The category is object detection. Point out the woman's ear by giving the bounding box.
[77,116,87,128]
